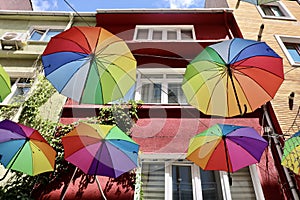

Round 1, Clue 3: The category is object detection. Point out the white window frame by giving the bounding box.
[27,26,65,43]
[135,68,187,104]
[1,77,32,105]
[275,34,300,67]
[165,162,201,200]
[256,1,296,21]
[134,25,196,41]
[249,165,266,200]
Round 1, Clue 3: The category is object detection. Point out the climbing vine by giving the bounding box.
[0,75,141,199]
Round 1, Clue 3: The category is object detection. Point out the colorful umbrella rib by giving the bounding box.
[186,124,268,173]
[62,122,139,178]
[42,26,136,105]
[281,131,300,175]
[0,119,56,177]
[182,38,284,117]
[0,65,11,102]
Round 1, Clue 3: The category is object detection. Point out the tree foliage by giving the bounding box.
[0,75,140,199]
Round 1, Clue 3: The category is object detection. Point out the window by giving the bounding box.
[29,28,63,42]
[138,160,223,200]
[134,155,265,200]
[135,69,187,104]
[1,78,32,104]
[257,2,296,21]
[275,35,300,67]
[260,4,284,17]
[285,43,300,63]
[134,25,195,41]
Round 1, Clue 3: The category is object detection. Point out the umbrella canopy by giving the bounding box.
[42,26,136,104]
[186,124,268,173]
[281,131,300,175]
[0,119,56,176]
[0,65,11,102]
[62,122,139,178]
[182,38,284,117]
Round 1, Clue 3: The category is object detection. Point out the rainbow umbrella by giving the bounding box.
[182,38,284,117]
[0,65,11,102]
[42,26,136,104]
[186,124,268,185]
[62,122,139,178]
[281,131,300,175]
[0,119,56,178]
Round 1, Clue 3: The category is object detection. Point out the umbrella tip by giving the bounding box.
[235,0,240,9]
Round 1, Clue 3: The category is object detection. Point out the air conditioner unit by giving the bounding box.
[0,32,27,50]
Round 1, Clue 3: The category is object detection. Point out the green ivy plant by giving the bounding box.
[0,75,141,199]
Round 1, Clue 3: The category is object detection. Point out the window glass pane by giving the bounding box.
[181,30,193,40]
[153,30,163,40]
[141,74,164,79]
[43,30,61,41]
[30,30,44,40]
[142,163,165,199]
[261,5,274,16]
[172,165,193,200]
[200,170,219,200]
[230,168,256,199]
[286,44,300,63]
[261,5,284,16]
[168,83,187,104]
[142,83,162,103]
[137,29,148,40]
[270,6,284,17]
[167,30,177,40]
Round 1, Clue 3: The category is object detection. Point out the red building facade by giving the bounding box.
[43,9,299,200]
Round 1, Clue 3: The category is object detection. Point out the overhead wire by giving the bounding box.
[63,0,91,27]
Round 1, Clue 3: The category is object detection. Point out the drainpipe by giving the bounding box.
[263,104,299,200]
[66,12,74,30]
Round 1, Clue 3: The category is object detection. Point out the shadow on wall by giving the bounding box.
[31,165,136,200]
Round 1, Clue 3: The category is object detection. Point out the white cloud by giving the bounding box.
[31,0,58,11]
[169,0,204,8]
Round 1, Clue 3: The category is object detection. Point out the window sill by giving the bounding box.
[27,40,49,45]
[260,16,297,21]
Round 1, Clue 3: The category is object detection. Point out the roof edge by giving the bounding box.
[0,10,96,16]
[96,8,234,14]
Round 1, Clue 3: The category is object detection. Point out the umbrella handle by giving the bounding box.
[228,172,232,186]
[242,104,247,116]
[223,136,233,186]
[61,167,78,200]
[0,167,11,181]
[96,176,107,200]
[0,140,27,181]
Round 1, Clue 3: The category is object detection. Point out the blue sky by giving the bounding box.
[31,0,205,11]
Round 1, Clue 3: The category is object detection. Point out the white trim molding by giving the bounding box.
[274,34,300,67]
